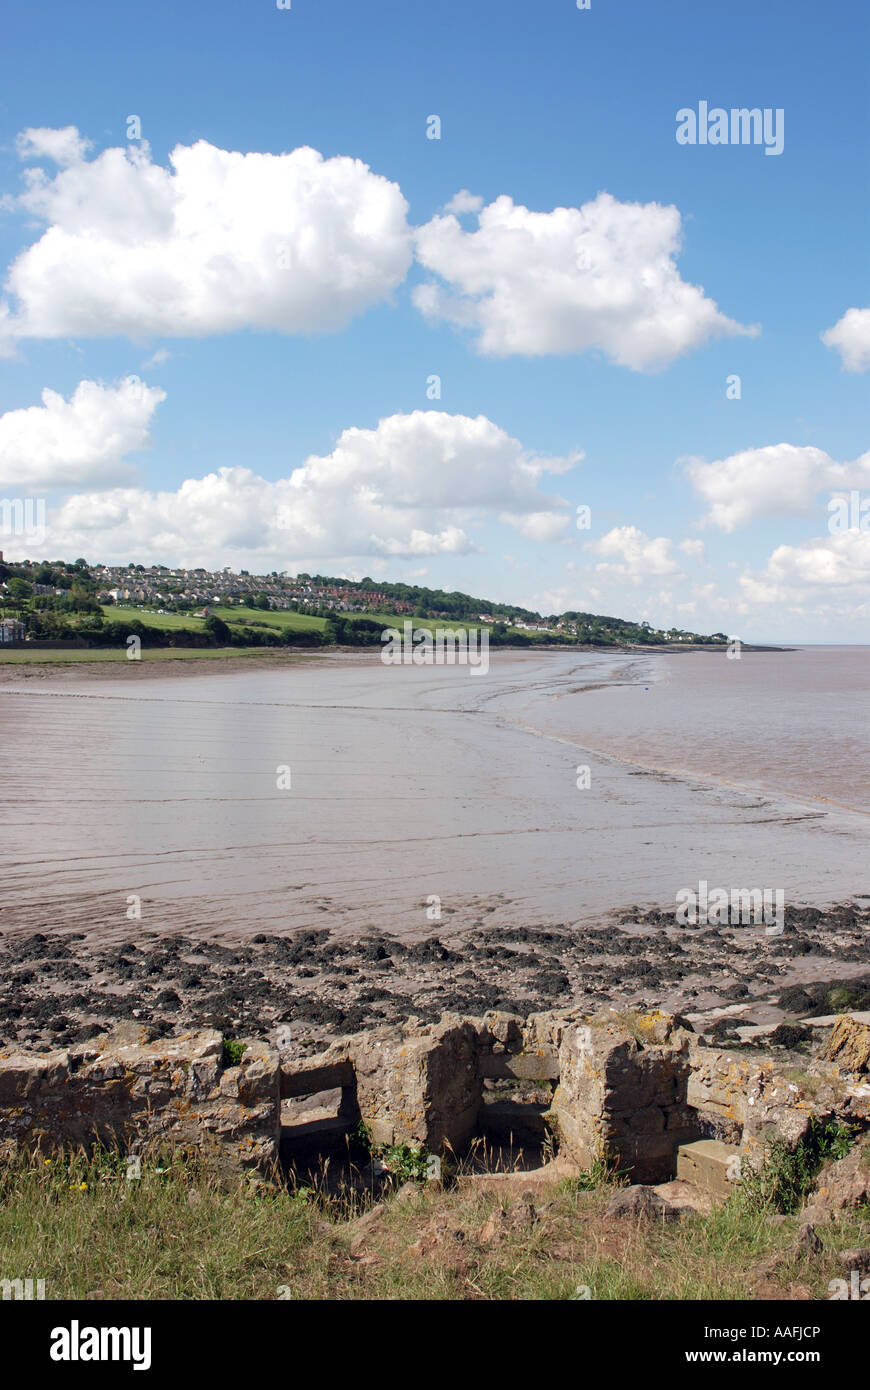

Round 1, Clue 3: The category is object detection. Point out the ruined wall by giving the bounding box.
[337,1016,483,1150]
[545,1014,699,1182]
[0,1025,279,1172]
[2,1011,868,1178]
[687,1037,870,1164]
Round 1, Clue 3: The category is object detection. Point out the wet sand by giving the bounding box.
[1,648,866,936]
[1,647,867,1050]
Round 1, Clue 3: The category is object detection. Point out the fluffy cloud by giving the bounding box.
[499,510,572,542]
[586,525,683,579]
[739,531,870,609]
[686,443,870,531]
[678,538,706,562]
[442,189,484,216]
[16,125,92,166]
[2,133,413,343]
[2,132,758,372]
[0,377,165,490]
[413,192,755,369]
[822,307,870,372]
[33,410,577,567]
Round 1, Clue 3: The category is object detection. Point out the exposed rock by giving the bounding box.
[347,1201,390,1256]
[769,1023,814,1049]
[839,1248,870,1274]
[394,1182,419,1204]
[457,1156,579,1195]
[686,1041,862,1167]
[605,1184,681,1223]
[634,1010,695,1046]
[345,1014,483,1150]
[4,902,870,1056]
[547,1019,697,1183]
[651,1178,716,1216]
[795,1223,823,1256]
[1,1002,867,1184]
[805,1137,870,1215]
[821,1015,870,1074]
[799,1205,829,1226]
[0,1029,278,1172]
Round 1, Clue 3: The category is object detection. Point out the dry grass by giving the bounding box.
[1,1142,867,1301]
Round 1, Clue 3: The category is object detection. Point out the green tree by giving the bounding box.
[203,615,231,643]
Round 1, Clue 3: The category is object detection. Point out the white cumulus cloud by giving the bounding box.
[2,132,413,344]
[442,189,484,216]
[822,307,870,372]
[413,192,756,369]
[32,410,577,568]
[686,443,870,531]
[586,525,683,579]
[739,531,870,610]
[499,510,572,542]
[16,125,93,166]
[679,538,706,562]
[0,377,165,491]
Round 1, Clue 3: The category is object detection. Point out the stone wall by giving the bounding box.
[546,1016,699,1182]
[0,1024,279,1172]
[686,1036,870,1164]
[2,1011,868,1179]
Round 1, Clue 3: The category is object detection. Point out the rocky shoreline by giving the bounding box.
[2,898,869,1056]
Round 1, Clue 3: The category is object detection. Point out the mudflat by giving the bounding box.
[1,646,867,1052]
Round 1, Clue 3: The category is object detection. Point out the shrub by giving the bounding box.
[738,1118,859,1213]
[221,1038,247,1068]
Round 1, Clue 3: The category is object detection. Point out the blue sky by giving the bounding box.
[0,0,867,639]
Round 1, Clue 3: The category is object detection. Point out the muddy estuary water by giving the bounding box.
[1,645,869,1049]
[1,646,867,939]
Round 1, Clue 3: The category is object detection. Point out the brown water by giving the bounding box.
[498,645,870,816]
[0,647,867,941]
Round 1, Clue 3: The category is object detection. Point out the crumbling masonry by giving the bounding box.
[1,1010,869,1181]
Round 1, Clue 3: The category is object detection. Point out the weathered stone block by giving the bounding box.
[821,1015,870,1074]
[477,1053,560,1081]
[806,1137,870,1215]
[677,1139,741,1197]
[546,1017,696,1182]
[350,1015,483,1151]
[0,1029,280,1172]
[279,1057,355,1098]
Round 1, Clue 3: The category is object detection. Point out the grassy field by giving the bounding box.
[211,607,494,636]
[207,605,327,632]
[101,604,327,634]
[0,1142,865,1301]
[107,604,492,636]
[0,604,528,667]
[101,605,208,629]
